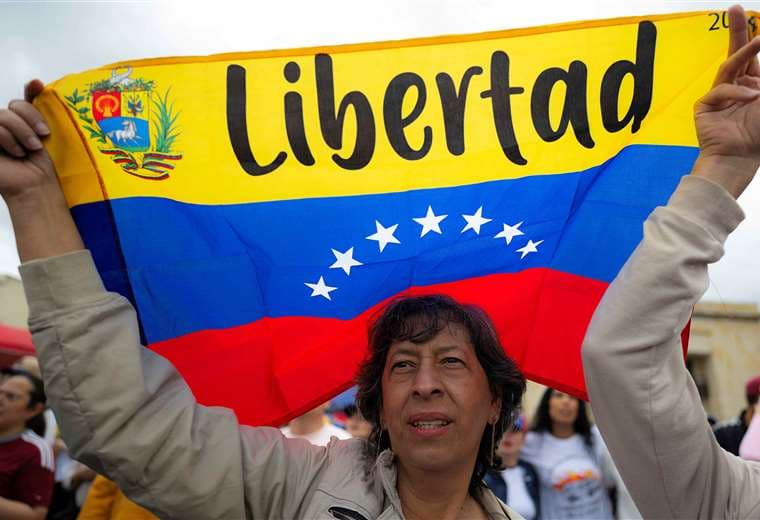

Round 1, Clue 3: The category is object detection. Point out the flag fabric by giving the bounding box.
[35,11,754,426]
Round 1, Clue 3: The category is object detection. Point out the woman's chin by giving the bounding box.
[396,442,474,475]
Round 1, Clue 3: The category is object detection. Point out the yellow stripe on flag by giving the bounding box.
[35,10,757,207]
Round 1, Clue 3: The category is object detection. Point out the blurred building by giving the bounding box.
[0,274,27,328]
[689,302,760,421]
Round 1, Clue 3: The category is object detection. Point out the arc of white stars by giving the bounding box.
[461,206,492,235]
[305,276,337,300]
[494,221,525,245]
[516,239,544,259]
[366,220,401,252]
[330,247,363,275]
[413,205,448,237]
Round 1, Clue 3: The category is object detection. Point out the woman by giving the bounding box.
[521,388,615,520]
[5,217,530,519]
[0,74,526,519]
[0,80,528,519]
[484,415,541,520]
[355,296,526,517]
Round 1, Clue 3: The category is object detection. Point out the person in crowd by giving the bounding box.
[739,401,760,461]
[714,374,760,455]
[521,388,615,519]
[344,404,373,440]
[484,415,540,520]
[280,401,351,446]
[1,366,46,439]
[77,474,158,520]
[581,6,760,518]
[11,356,58,448]
[0,369,54,519]
[2,4,760,519]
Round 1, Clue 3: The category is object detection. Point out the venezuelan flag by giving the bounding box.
[35,11,753,426]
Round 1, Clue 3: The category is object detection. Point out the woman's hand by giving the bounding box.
[0,79,84,261]
[693,5,760,198]
[0,80,57,201]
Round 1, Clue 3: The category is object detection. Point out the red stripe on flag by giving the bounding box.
[151,268,614,426]
[150,269,619,426]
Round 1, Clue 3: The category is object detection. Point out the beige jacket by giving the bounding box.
[20,258,518,518]
[583,175,760,519]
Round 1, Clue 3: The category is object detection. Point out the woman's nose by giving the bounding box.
[411,362,443,398]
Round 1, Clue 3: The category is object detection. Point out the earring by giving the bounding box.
[489,421,496,468]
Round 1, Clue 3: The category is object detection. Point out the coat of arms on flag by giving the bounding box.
[64,67,182,180]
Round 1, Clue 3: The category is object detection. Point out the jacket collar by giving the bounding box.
[375,450,403,516]
[374,450,515,519]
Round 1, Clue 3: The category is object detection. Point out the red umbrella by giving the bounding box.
[0,324,34,367]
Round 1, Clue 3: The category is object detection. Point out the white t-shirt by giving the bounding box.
[521,429,614,520]
[500,465,536,520]
[280,422,351,446]
[43,409,57,448]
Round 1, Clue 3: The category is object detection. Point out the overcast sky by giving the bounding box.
[2,0,760,306]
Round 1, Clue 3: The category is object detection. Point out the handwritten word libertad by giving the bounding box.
[226,21,656,174]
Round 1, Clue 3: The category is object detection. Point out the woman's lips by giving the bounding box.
[407,413,453,438]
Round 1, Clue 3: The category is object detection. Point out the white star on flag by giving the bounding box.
[413,206,448,237]
[495,222,525,245]
[330,247,363,275]
[461,206,492,235]
[305,276,337,300]
[516,239,544,259]
[366,220,401,252]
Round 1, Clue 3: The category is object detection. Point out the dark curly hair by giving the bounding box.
[355,294,526,494]
[530,387,593,448]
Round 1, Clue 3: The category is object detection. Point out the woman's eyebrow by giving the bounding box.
[391,345,465,357]
[433,345,466,355]
[389,347,419,358]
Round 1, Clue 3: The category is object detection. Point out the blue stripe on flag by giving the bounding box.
[72,144,698,343]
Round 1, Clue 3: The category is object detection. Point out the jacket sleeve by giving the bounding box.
[581,175,760,519]
[739,411,760,462]
[20,251,333,520]
[590,427,616,491]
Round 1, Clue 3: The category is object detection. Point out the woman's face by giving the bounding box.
[548,390,579,426]
[380,323,500,476]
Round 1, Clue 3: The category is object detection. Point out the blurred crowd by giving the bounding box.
[1,353,758,519]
